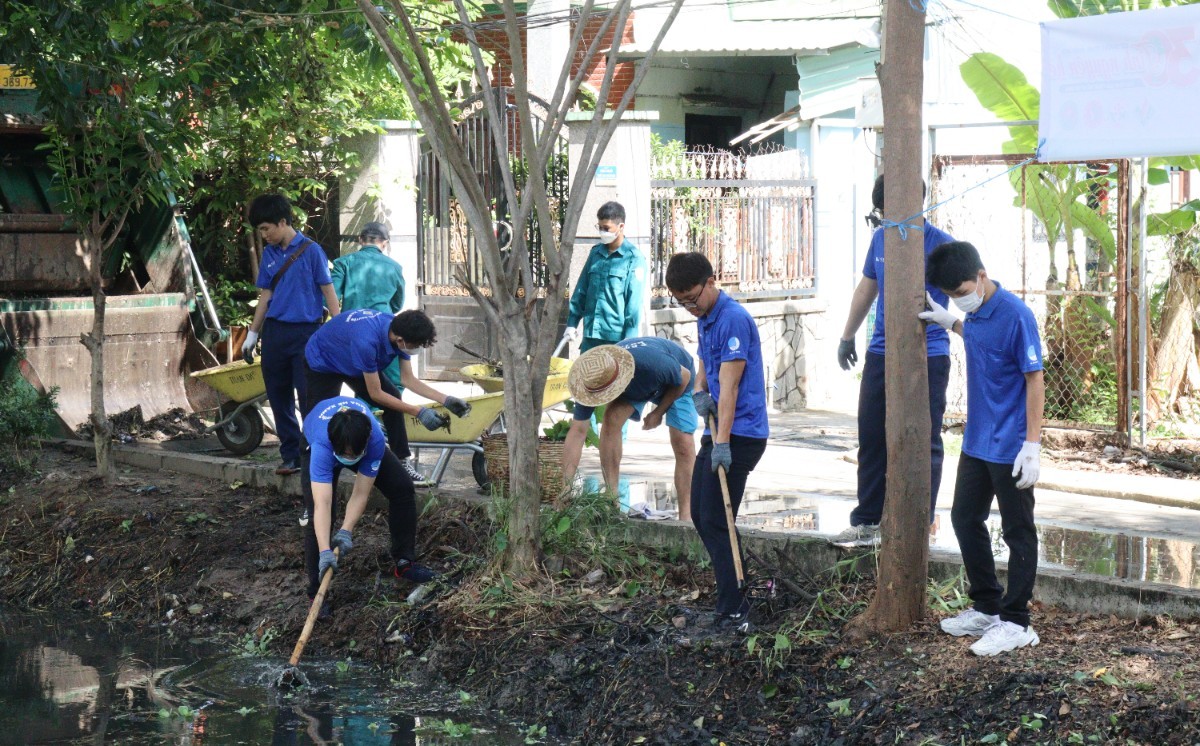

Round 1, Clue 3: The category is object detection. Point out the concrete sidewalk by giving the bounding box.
[585,408,1200,513]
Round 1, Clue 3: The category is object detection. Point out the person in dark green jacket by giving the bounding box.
[561,201,647,352]
[331,222,406,390]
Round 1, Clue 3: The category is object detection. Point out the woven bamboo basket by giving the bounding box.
[481,434,565,499]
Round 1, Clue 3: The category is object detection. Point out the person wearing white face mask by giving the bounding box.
[301,398,439,620]
[561,201,647,354]
[303,309,471,493]
[919,241,1046,657]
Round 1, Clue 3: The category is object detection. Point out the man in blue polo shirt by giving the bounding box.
[666,252,768,634]
[919,241,1045,657]
[242,194,340,475]
[304,309,471,485]
[563,337,697,519]
[301,396,438,617]
[834,174,955,547]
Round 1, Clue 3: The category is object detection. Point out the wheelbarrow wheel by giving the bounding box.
[216,401,265,456]
[472,450,490,488]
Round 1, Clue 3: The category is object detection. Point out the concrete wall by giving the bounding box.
[651,298,828,412]
[338,121,423,313]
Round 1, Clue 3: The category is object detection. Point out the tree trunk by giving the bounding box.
[82,230,114,481]
[499,342,544,576]
[1147,263,1200,421]
[846,0,930,637]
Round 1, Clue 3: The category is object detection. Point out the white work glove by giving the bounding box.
[561,326,580,343]
[917,292,958,331]
[241,330,260,364]
[1012,441,1041,489]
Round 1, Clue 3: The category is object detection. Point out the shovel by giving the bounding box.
[708,415,745,590]
[277,547,338,688]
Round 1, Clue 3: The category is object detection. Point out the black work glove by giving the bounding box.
[417,407,449,431]
[837,338,858,370]
[443,396,471,418]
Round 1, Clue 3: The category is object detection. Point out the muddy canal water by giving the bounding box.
[0,618,529,744]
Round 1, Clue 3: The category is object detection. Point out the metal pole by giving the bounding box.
[1138,158,1148,446]
[187,241,222,334]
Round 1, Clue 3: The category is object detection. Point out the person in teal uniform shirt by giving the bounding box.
[330,221,406,390]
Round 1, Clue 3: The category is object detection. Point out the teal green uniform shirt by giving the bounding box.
[331,244,406,390]
[331,245,405,315]
[566,239,647,342]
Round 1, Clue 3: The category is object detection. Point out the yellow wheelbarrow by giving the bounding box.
[189,360,274,456]
[407,356,573,487]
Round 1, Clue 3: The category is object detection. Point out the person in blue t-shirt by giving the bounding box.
[919,241,1045,658]
[563,337,697,519]
[301,397,439,616]
[241,194,340,476]
[303,309,471,485]
[666,252,768,635]
[833,175,955,547]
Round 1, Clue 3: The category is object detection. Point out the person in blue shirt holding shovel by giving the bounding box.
[666,252,768,634]
[301,396,438,618]
[919,240,1045,657]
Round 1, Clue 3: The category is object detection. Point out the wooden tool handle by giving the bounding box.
[708,415,745,589]
[289,547,338,666]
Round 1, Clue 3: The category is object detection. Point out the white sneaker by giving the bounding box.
[970,620,1040,657]
[940,608,1001,637]
[831,524,880,547]
[403,458,434,487]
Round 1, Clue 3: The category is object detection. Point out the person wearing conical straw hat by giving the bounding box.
[563,338,698,520]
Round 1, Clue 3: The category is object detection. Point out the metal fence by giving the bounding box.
[649,148,816,307]
[928,155,1130,430]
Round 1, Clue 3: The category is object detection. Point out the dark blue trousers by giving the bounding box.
[692,434,767,616]
[951,454,1038,627]
[260,318,318,464]
[301,446,416,597]
[850,351,951,527]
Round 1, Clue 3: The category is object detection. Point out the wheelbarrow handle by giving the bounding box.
[552,336,569,358]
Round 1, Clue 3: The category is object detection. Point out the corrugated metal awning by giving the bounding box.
[614,17,878,59]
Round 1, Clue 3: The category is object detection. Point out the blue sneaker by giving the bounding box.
[394,560,439,584]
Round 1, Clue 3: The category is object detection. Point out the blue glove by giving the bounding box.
[417,407,449,431]
[443,396,471,418]
[711,442,732,474]
[693,391,716,425]
[331,528,353,555]
[318,549,338,577]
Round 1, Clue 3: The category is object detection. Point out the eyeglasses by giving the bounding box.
[673,282,709,309]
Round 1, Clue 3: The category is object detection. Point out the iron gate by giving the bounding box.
[417,88,568,380]
[929,154,1131,431]
[649,147,816,307]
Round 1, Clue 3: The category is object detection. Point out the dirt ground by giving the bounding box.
[1042,427,1200,479]
[1,446,1199,745]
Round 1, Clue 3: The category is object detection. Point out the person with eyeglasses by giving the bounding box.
[832,174,955,548]
[300,397,440,620]
[665,252,768,634]
[302,310,471,493]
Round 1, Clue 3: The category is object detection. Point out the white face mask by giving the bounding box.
[599,230,618,245]
[952,276,985,313]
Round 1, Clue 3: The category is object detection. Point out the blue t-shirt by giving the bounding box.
[697,292,769,439]
[305,309,408,377]
[256,231,333,324]
[962,283,1044,464]
[303,396,387,483]
[862,222,955,357]
[573,337,694,422]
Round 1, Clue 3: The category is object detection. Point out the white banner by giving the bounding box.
[1040,4,1200,161]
